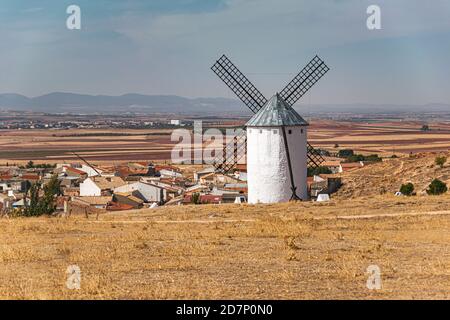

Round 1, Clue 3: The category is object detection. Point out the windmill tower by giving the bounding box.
[211,55,329,203]
[246,93,308,203]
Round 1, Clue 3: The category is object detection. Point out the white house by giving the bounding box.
[80,165,104,177]
[114,182,167,203]
[159,169,183,179]
[194,166,215,182]
[80,176,125,197]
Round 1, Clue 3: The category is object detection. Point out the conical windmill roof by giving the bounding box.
[246,93,309,127]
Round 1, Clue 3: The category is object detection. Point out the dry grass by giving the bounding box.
[337,151,450,198]
[1,195,450,299]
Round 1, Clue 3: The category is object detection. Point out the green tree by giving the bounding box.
[23,183,40,217]
[26,160,35,169]
[421,124,430,131]
[427,179,448,196]
[22,175,61,216]
[400,183,414,196]
[435,156,447,168]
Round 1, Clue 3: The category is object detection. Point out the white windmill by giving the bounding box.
[211,55,329,203]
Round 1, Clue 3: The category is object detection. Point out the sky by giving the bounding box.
[0,0,449,105]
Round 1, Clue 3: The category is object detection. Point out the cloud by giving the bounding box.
[0,0,449,104]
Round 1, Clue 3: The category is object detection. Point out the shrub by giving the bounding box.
[400,183,414,196]
[435,156,447,168]
[307,166,332,177]
[427,179,448,196]
[338,149,354,158]
[191,193,201,205]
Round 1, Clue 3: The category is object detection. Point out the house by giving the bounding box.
[182,194,223,205]
[309,175,342,198]
[79,176,126,196]
[185,184,210,195]
[223,183,248,193]
[20,174,40,183]
[321,160,342,174]
[114,182,168,204]
[73,196,112,209]
[106,202,134,212]
[80,164,104,177]
[193,166,215,182]
[199,173,241,186]
[113,192,144,209]
[0,179,27,193]
[340,161,364,172]
[56,166,88,179]
[12,198,31,208]
[159,169,183,179]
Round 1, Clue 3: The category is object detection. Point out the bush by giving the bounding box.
[427,179,448,196]
[400,183,414,196]
[307,166,332,177]
[191,193,201,205]
[435,156,447,168]
[346,154,382,163]
[338,149,354,158]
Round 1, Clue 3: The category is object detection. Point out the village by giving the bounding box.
[0,154,372,216]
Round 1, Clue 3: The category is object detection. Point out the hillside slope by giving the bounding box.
[336,152,450,199]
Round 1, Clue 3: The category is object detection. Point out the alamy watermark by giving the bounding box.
[367,5,382,30]
[66,265,81,290]
[66,5,81,30]
[366,265,382,290]
[171,121,246,165]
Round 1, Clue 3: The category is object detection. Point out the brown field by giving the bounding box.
[1,194,450,299]
[1,120,450,165]
[309,120,450,156]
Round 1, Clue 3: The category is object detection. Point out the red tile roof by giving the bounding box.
[183,194,222,204]
[21,174,40,180]
[107,202,134,211]
[65,167,87,175]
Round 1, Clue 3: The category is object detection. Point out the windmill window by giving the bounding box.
[288,130,292,134]
[273,129,278,134]
[301,129,304,134]
[259,130,263,134]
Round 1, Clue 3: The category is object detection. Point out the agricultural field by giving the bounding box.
[1,194,450,299]
[309,120,450,156]
[1,120,450,165]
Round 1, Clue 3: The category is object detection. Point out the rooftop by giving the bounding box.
[246,93,309,127]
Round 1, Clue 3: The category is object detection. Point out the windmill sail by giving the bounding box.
[279,55,329,108]
[211,55,267,114]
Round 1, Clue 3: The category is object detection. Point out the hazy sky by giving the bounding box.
[0,0,449,105]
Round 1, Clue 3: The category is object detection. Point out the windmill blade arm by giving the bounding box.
[307,142,325,169]
[280,55,329,107]
[214,129,247,173]
[211,55,267,114]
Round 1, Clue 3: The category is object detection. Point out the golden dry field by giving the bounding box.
[1,194,450,300]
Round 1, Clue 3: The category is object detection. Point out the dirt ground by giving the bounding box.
[1,195,450,300]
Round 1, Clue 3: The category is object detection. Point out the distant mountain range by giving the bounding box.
[0,92,449,115]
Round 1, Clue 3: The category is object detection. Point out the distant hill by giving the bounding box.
[0,92,449,115]
[0,92,247,115]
